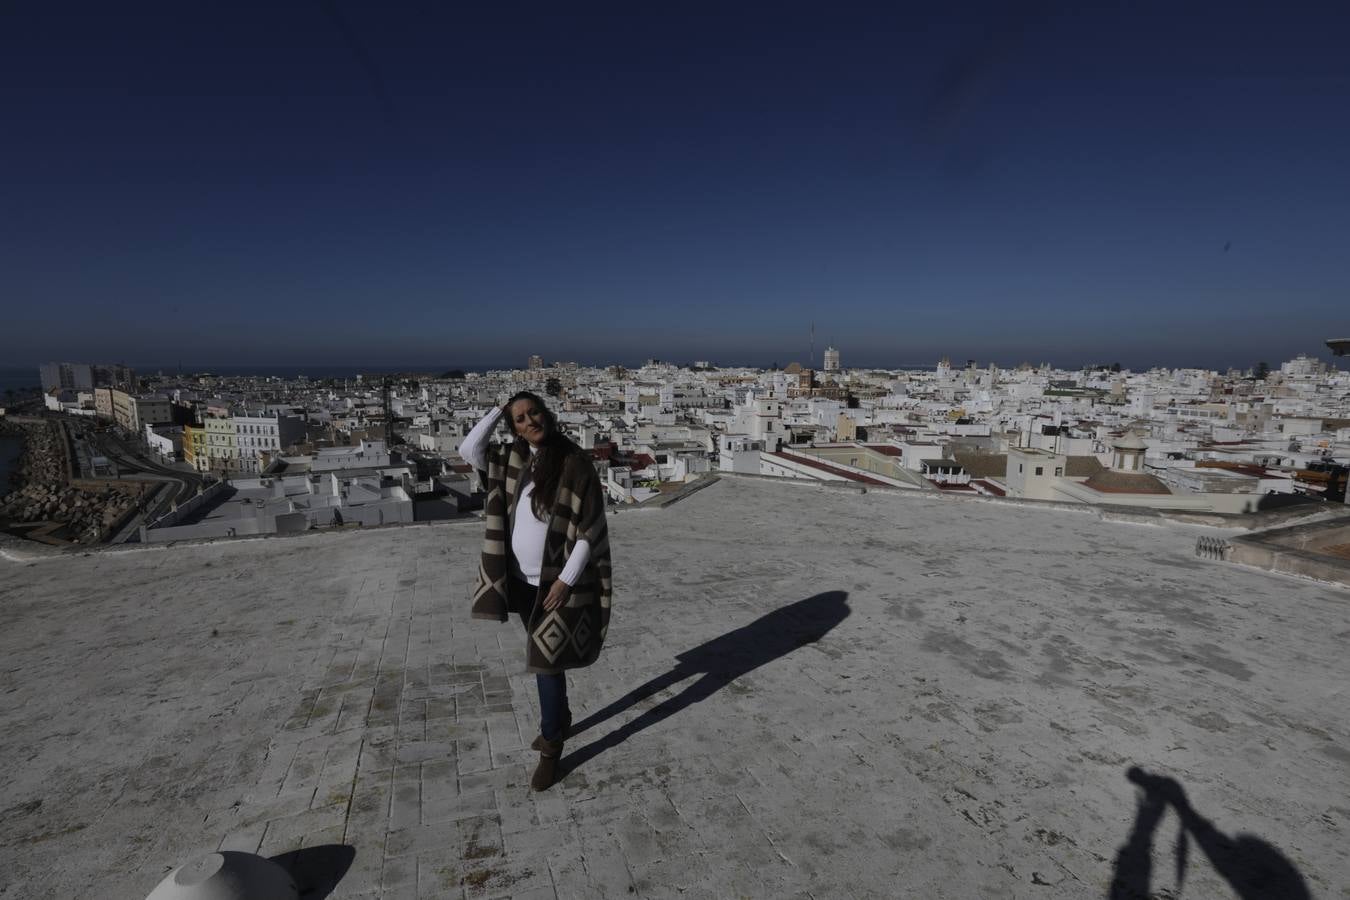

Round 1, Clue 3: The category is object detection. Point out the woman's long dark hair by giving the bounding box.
[504,391,582,520]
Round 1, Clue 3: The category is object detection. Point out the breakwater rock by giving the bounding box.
[0,419,142,544]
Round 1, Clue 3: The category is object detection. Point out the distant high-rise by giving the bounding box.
[93,364,137,393]
[39,362,94,393]
[823,347,840,372]
[528,354,544,370]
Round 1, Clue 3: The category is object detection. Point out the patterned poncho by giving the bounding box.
[471,437,612,674]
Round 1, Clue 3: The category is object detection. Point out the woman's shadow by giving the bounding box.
[562,590,850,774]
[1108,766,1310,899]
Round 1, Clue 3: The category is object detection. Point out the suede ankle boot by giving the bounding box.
[531,736,564,791]
[532,710,572,751]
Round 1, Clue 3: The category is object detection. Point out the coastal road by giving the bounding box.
[77,424,204,524]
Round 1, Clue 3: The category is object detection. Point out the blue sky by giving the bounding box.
[3,2,1348,370]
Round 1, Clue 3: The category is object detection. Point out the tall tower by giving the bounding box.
[823,347,840,372]
[1111,431,1148,472]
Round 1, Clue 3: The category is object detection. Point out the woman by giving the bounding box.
[459,391,612,790]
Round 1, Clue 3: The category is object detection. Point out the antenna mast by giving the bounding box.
[382,376,394,447]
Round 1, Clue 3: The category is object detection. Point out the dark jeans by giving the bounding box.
[508,576,570,742]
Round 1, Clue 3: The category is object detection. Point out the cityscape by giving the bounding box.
[4,345,1348,899]
[4,3,1350,898]
[3,347,1350,549]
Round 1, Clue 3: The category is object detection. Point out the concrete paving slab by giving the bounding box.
[1,479,1347,898]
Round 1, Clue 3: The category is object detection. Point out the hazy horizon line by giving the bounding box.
[3,351,1343,376]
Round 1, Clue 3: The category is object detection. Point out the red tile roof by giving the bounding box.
[769,451,889,486]
[970,479,1006,496]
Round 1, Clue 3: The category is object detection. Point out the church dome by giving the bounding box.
[1112,430,1148,451]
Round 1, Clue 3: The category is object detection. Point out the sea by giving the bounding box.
[0,364,517,393]
[0,367,41,397]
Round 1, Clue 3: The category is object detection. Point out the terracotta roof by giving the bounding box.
[864,444,903,457]
[769,452,889,486]
[1081,470,1172,494]
[951,451,1007,478]
[1064,456,1105,477]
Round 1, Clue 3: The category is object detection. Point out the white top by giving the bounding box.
[459,407,591,587]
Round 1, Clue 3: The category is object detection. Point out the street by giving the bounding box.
[72,420,205,527]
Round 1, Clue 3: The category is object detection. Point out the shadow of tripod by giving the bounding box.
[562,590,850,775]
[1108,767,1310,899]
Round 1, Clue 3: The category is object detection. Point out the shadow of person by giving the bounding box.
[1108,767,1310,900]
[562,590,850,776]
[269,844,356,899]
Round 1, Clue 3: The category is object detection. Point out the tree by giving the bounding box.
[545,377,562,398]
[1110,362,1122,373]
[1255,361,1270,380]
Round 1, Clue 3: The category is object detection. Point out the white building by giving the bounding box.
[733,394,785,447]
[145,424,183,461]
[718,435,764,474]
[311,440,392,472]
[1004,447,1068,500]
[233,414,281,474]
[145,471,413,542]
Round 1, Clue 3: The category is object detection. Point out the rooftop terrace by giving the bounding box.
[2,477,1347,898]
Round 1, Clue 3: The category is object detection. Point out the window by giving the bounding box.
[1034,466,1043,476]
[1055,467,1063,476]
[1018,464,1023,473]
